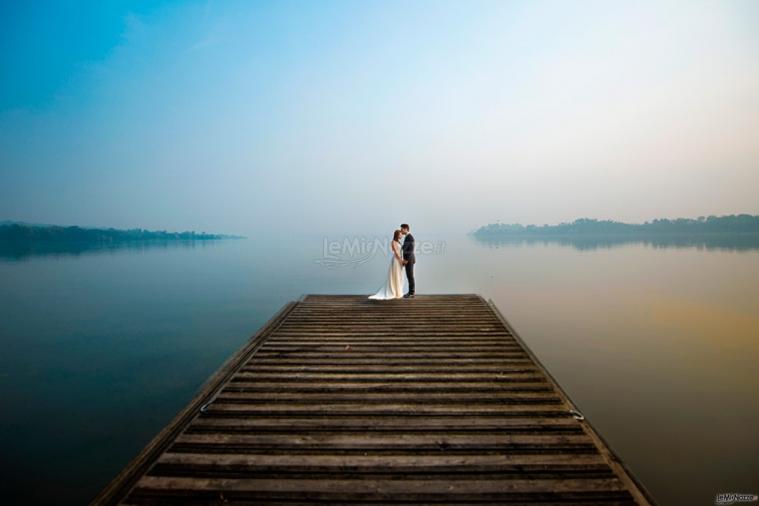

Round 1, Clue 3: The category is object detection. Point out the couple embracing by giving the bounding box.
[369,223,416,300]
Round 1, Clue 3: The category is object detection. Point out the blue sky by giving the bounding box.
[1,0,758,235]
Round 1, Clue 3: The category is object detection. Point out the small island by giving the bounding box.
[471,214,759,251]
[473,214,759,237]
[0,222,242,259]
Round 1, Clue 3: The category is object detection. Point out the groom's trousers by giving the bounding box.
[405,262,415,294]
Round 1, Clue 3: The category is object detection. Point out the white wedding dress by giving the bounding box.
[369,240,404,300]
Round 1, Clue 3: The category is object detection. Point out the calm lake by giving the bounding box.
[1,233,757,504]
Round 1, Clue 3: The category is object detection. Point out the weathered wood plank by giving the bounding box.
[155,452,608,466]
[132,475,632,493]
[233,372,545,380]
[221,381,551,391]
[186,417,581,430]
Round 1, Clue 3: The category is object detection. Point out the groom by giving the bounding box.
[400,223,415,298]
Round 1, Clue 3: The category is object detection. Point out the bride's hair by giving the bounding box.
[393,229,402,242]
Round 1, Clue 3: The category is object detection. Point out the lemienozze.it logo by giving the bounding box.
[715,493,758,505]
[316,236,446,269]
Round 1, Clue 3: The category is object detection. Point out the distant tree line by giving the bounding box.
[0,223,239,243]
[473,214,759,238]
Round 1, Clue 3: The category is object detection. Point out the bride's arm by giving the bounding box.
[392,242,403,262]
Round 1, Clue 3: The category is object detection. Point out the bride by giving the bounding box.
[369,229,405,300]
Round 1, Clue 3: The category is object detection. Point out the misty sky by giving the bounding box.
[1,0,758,235]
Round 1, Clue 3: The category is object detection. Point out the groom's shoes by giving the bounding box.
[403,293,415,298]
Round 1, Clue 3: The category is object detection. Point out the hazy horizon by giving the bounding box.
[2,0,758,237]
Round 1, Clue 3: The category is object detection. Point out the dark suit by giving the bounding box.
[402,233,415,294]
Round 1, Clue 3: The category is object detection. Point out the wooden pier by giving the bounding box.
[93,294,655,505]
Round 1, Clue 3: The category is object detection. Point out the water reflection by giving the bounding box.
[0,238,229,261]
[470,233,759,252]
